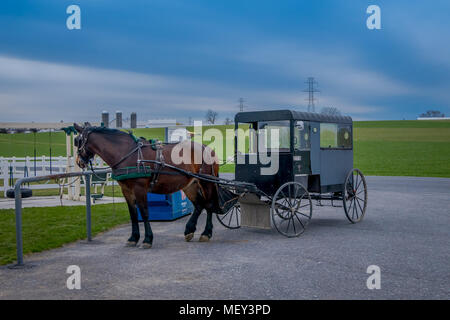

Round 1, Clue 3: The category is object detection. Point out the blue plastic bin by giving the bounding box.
[137,190,193,221]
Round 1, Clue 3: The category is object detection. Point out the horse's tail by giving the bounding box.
[195,143,224,213]
[203,145,238,215]
[200,144,219,177]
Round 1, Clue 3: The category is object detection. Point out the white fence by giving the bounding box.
[0,156,106,196]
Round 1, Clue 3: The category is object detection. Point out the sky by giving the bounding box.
[0,0,449,123]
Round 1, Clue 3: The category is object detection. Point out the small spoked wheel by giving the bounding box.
[216,202,241,229]
[271,182,312,237]
[343,168,368,223]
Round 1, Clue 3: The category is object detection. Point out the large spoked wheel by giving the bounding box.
[216,202,241,229]
[343,168,368,223]
[271,182,312,237]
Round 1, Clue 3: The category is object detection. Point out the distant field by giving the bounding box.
[354,120,450,128]
[0,131,66,157]
[1,120,449,177]
[354,120,450,177]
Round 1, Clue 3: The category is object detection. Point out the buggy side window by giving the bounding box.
[294,121,310,151]
[320,123,338,148]
[337,125,352,148]
[320,123,352,149]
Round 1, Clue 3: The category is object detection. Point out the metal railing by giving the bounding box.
[1,156,106,196]
[11,168,112,268]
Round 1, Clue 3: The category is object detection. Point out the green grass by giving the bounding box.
[0,131,66,157]
[0,128,165,157]
[0,203,129,265]
[130,127,166,141]
[353,123,450,177]
[355,141,450,177]
[354,120,450,128]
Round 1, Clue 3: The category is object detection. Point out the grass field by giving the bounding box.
[1,120,450,177]
[353,120,450,177]
[0,203,129,265]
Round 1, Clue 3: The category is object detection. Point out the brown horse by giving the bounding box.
[73,122,221,248]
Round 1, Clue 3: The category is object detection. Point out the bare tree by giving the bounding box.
[205,109,218,124]
[420,110,445,118]
[321,107,341,116]
[224,117,232,125]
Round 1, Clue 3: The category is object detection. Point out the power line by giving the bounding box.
[239,97,245,112]
[303,77,320,113]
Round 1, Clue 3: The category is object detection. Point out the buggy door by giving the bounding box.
[293,120,311,175]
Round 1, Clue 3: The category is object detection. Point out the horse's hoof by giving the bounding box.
[199,235,210,242]
[185,233,194,242]
[141,243,152,249]
[125,241,137,247]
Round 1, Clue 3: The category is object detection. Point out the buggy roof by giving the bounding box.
[235,110,352,124]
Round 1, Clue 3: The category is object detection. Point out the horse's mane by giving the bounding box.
[88,126,138,142]
[89,126,123,135]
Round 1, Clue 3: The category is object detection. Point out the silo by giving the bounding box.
[101,111,109,128]
[130,112,137,128]
[116,111,122,128]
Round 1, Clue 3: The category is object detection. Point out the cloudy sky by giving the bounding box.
[0,0,449,123]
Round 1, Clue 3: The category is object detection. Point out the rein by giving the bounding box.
[110,142,143,169]
[110,139,173,169]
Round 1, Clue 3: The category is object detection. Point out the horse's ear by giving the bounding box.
[84,122,92,127]
[73,123,83,133]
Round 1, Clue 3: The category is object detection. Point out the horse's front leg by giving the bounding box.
[122,191,140,247]
[125,201,140,246]
[136,197,153,249]
[199,210,213,242]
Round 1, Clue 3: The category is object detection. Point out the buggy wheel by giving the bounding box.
[216,202,241,229]
[271,182,312,237]
[343,168,368,223]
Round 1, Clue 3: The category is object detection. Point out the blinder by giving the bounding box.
[75,128,94,166]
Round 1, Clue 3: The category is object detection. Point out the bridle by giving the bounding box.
[75,128,95,167]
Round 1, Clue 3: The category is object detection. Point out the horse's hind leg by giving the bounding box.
[184,202,203,242]
[199,210,213,242]
[198,181,218,242]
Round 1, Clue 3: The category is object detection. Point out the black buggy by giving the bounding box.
[216,110,368,237]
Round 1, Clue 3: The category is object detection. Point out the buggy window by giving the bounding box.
[320,123,338,148]
[337,125,352,148]
[320,123,352,149]
[294,121,310,151]
[258,120,290,152]
[236,123,257,154]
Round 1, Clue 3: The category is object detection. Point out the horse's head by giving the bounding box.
[74,122,95,169]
